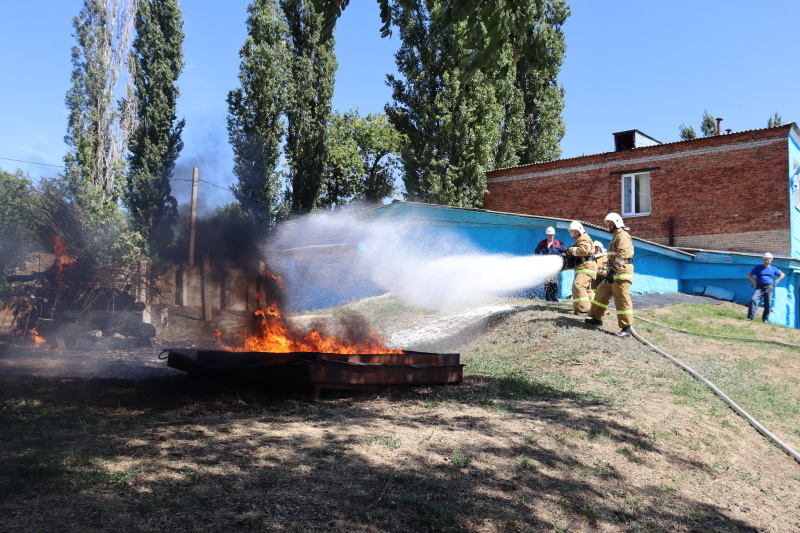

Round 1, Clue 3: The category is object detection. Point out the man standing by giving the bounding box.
[535,227,564,302]
[747,253,785,322]
[585,213,634,337]
[565,221,597,315]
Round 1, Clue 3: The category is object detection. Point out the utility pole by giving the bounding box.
[189,166,198,266]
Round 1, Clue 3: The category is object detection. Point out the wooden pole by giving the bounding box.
[189,167,199,266]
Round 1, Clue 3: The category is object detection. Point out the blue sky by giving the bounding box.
[1,1,798,212]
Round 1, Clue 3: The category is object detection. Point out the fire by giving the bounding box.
[222,300,403,354]
[28,328,47,347]
[15,327,47,348]
[52,235,76,279]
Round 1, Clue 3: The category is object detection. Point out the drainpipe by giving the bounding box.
[667,216,674,247]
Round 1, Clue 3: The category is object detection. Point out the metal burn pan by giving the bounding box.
[163,349,463,397]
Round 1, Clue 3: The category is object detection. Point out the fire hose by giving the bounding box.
[539,287,800,464]
[628,324,800,465]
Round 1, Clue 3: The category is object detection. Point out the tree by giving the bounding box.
[227,0,290,227]
[386,0,503,207]
[125,0,185,253]
[494,0,568,167]
[319,110,401,208]
[700,110,718,137]
[64,0,137,214]
[0,170,38,303]
[306,0,552,77]
[768,112,782,128]
[281,0,337,215]
[679,124,697,140]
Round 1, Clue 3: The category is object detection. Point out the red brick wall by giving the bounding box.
[484,127,791,253]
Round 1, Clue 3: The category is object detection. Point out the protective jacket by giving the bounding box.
[566,232,597,278]
[535,239,564,255]
[606,228,634,280]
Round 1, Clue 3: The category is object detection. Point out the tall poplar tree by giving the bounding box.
[227,0,290,227]
[511,0,568,165]
[64,0,137,215]
[125,0,185,252]
[386,0,502,207]
[281,0,337,215]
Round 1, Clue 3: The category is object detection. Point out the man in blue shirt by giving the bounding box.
[746,253,785,322]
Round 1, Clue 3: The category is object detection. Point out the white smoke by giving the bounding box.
[266,209,563,311]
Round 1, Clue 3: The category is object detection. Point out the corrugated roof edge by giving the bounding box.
[367,200,696,258]
[485,123,799,175]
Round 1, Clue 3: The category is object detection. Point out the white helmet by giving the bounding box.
[545,226,555,235]
[593,240,605,252]
[764,252,773,259]
[604,212,625,229]
[568,220,585,234]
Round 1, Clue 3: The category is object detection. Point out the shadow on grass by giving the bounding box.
[0,371,762,533]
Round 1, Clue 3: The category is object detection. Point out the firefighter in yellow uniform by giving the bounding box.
[565,221,597,315]
[591,240,608,293]
[585,213,634,337]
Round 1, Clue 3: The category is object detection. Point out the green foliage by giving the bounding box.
[505,0,568,166]
[700,110,718,137]
[768,112,782,128]
[307,0,553,78]
[227,0,290,228]
[385,1,500,206]
[320,110,401,208]
[678,124,697,140]
[64,0,135,206]
[125,0,185,254]
[282,0,337,215]
[0,170,38,303]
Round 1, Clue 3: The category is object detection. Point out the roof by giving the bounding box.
[368,201,696,259]
[486,123,799,176]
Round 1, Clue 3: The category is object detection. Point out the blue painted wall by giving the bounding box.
[282,201,800,329]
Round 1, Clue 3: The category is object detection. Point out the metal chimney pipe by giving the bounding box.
[716,117,723,135]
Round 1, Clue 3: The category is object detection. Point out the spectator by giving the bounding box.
[747,253,785,322]
[535,227,564,302]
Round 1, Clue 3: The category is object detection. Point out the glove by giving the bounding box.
[605,268,615,284]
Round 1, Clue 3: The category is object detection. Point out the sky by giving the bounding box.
[1,0,799,214]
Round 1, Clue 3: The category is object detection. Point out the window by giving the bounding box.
[622,172,651,216]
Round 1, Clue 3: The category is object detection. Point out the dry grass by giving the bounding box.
[1,297,799,532]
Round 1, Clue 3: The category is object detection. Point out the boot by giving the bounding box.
[615,326,632,338]
[584,318,603,326]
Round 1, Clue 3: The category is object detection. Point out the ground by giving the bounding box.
[1,296,799,532]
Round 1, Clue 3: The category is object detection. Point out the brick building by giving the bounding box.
[484,124,800,258]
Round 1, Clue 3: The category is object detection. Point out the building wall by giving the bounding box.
[485,126,795,255]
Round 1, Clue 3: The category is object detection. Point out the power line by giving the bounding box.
[0,156,232,192]
[0,156,62,168]
[171,177,232,191]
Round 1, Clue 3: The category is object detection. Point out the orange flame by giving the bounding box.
[52,235,76,278]
[29,328,47,347]
[221,298,402,354]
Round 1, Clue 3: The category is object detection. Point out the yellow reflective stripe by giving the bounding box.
[616,309,633,315]
[575,269,597,274]
[614,274,633,280]
[573,297,590,302]
[590,299,608,309]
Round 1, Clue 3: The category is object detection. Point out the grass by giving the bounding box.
[1,296,799,531]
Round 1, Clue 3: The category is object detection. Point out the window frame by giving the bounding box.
[621,171,651,217]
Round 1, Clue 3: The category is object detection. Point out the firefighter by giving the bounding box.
[591,240,608,293]
[585,213,634,337]
[565,221,597,315]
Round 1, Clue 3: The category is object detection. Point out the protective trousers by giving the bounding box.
[572,271,595,313]
[588,276,634,328]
